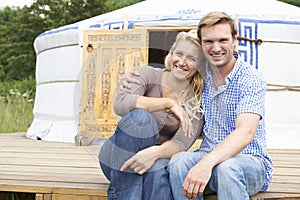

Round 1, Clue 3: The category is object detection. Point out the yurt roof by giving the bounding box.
[37,0,300,39]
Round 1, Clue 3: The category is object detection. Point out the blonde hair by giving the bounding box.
[164,30,206,120]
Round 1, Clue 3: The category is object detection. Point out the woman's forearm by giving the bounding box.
[157,140,182,159]
[136,96,174,112]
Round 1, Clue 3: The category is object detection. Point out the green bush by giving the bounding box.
[0,76,36,100]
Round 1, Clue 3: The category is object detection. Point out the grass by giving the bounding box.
[0,89,34,133]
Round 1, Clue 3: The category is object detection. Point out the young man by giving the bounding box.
[167,11,273,200]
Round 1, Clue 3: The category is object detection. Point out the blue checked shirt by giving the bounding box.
[198,54,273,192]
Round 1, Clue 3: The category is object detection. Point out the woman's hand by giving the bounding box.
[165,99,194,138]
[118,71,141,90]
[120,146,159,174]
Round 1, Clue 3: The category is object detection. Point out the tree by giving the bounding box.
[279,0,300,7]
[0,0,144,81]
[30,0,144,28]
[104,0,144,11]
[0,6,49,81]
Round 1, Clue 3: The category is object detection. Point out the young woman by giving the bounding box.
[98,30,206,200]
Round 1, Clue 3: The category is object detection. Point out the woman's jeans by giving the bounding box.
[168,151,266,200]
[99,109,173,200]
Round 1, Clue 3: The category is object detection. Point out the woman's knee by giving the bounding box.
[118,109,159,139]
[125,109,155,126]
[98,140,112,179]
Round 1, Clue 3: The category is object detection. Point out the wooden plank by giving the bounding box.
[0,152,100,160]
[273,167,300,176]
[0,164,101,175]
[52,194,107,200]
[252,192,300,199]
[0,179,108,196]
[268,149,300,154]
[0,173,107,185]
[36,193,52,200]
[0,145,101,156]
[267,183,300,193]
[0,141,90,148]
[271,176,300,184]
[0,166,102,176]
[0,157,99,167]
[206,194,300,200]
[0,149,100,159]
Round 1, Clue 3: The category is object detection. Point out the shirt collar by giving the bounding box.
[226,51,240,82]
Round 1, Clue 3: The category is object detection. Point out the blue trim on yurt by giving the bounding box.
[237,18,300,69]
[37,26,79,38]
[88,17,197,30]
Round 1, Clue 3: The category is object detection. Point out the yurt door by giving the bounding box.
[81,29,148,138]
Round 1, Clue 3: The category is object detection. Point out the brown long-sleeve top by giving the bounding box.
[114,66,204,151]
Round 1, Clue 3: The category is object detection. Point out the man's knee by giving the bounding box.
[211,157,243,185]
[167,152,194,173]
[169,151,187,163]
[214,158,239,174]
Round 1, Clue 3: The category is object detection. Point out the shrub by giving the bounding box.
[0,76,35,100]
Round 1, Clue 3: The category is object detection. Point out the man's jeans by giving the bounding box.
[99,109,173,200]
[168,151,266,200]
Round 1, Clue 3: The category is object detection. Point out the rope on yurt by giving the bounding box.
[267,84,300,91]
[37,80,80,86]
[237,36,300,45]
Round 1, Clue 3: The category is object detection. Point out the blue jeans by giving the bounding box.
[168,151,266,200]
[99,109,173,200]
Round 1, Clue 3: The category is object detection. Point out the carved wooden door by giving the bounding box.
[81,29,148,138]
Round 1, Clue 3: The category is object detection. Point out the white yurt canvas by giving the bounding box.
[26,0,300,148]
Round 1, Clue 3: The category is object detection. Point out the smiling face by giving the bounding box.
[200,22,237,69]
[170,39,201,81]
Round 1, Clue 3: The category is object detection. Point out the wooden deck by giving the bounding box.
[0,132,108,200]
[0,132,300,200]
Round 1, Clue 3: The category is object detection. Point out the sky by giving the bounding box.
[0,0,34,8]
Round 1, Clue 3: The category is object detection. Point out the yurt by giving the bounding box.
[26,0,300,149]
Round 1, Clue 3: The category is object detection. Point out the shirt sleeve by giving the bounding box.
[171,113,204,151]
[237,71,266,120]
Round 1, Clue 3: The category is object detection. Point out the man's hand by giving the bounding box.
[118,71,141,90]
[120,146,159,175]
[182,160,213,199]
